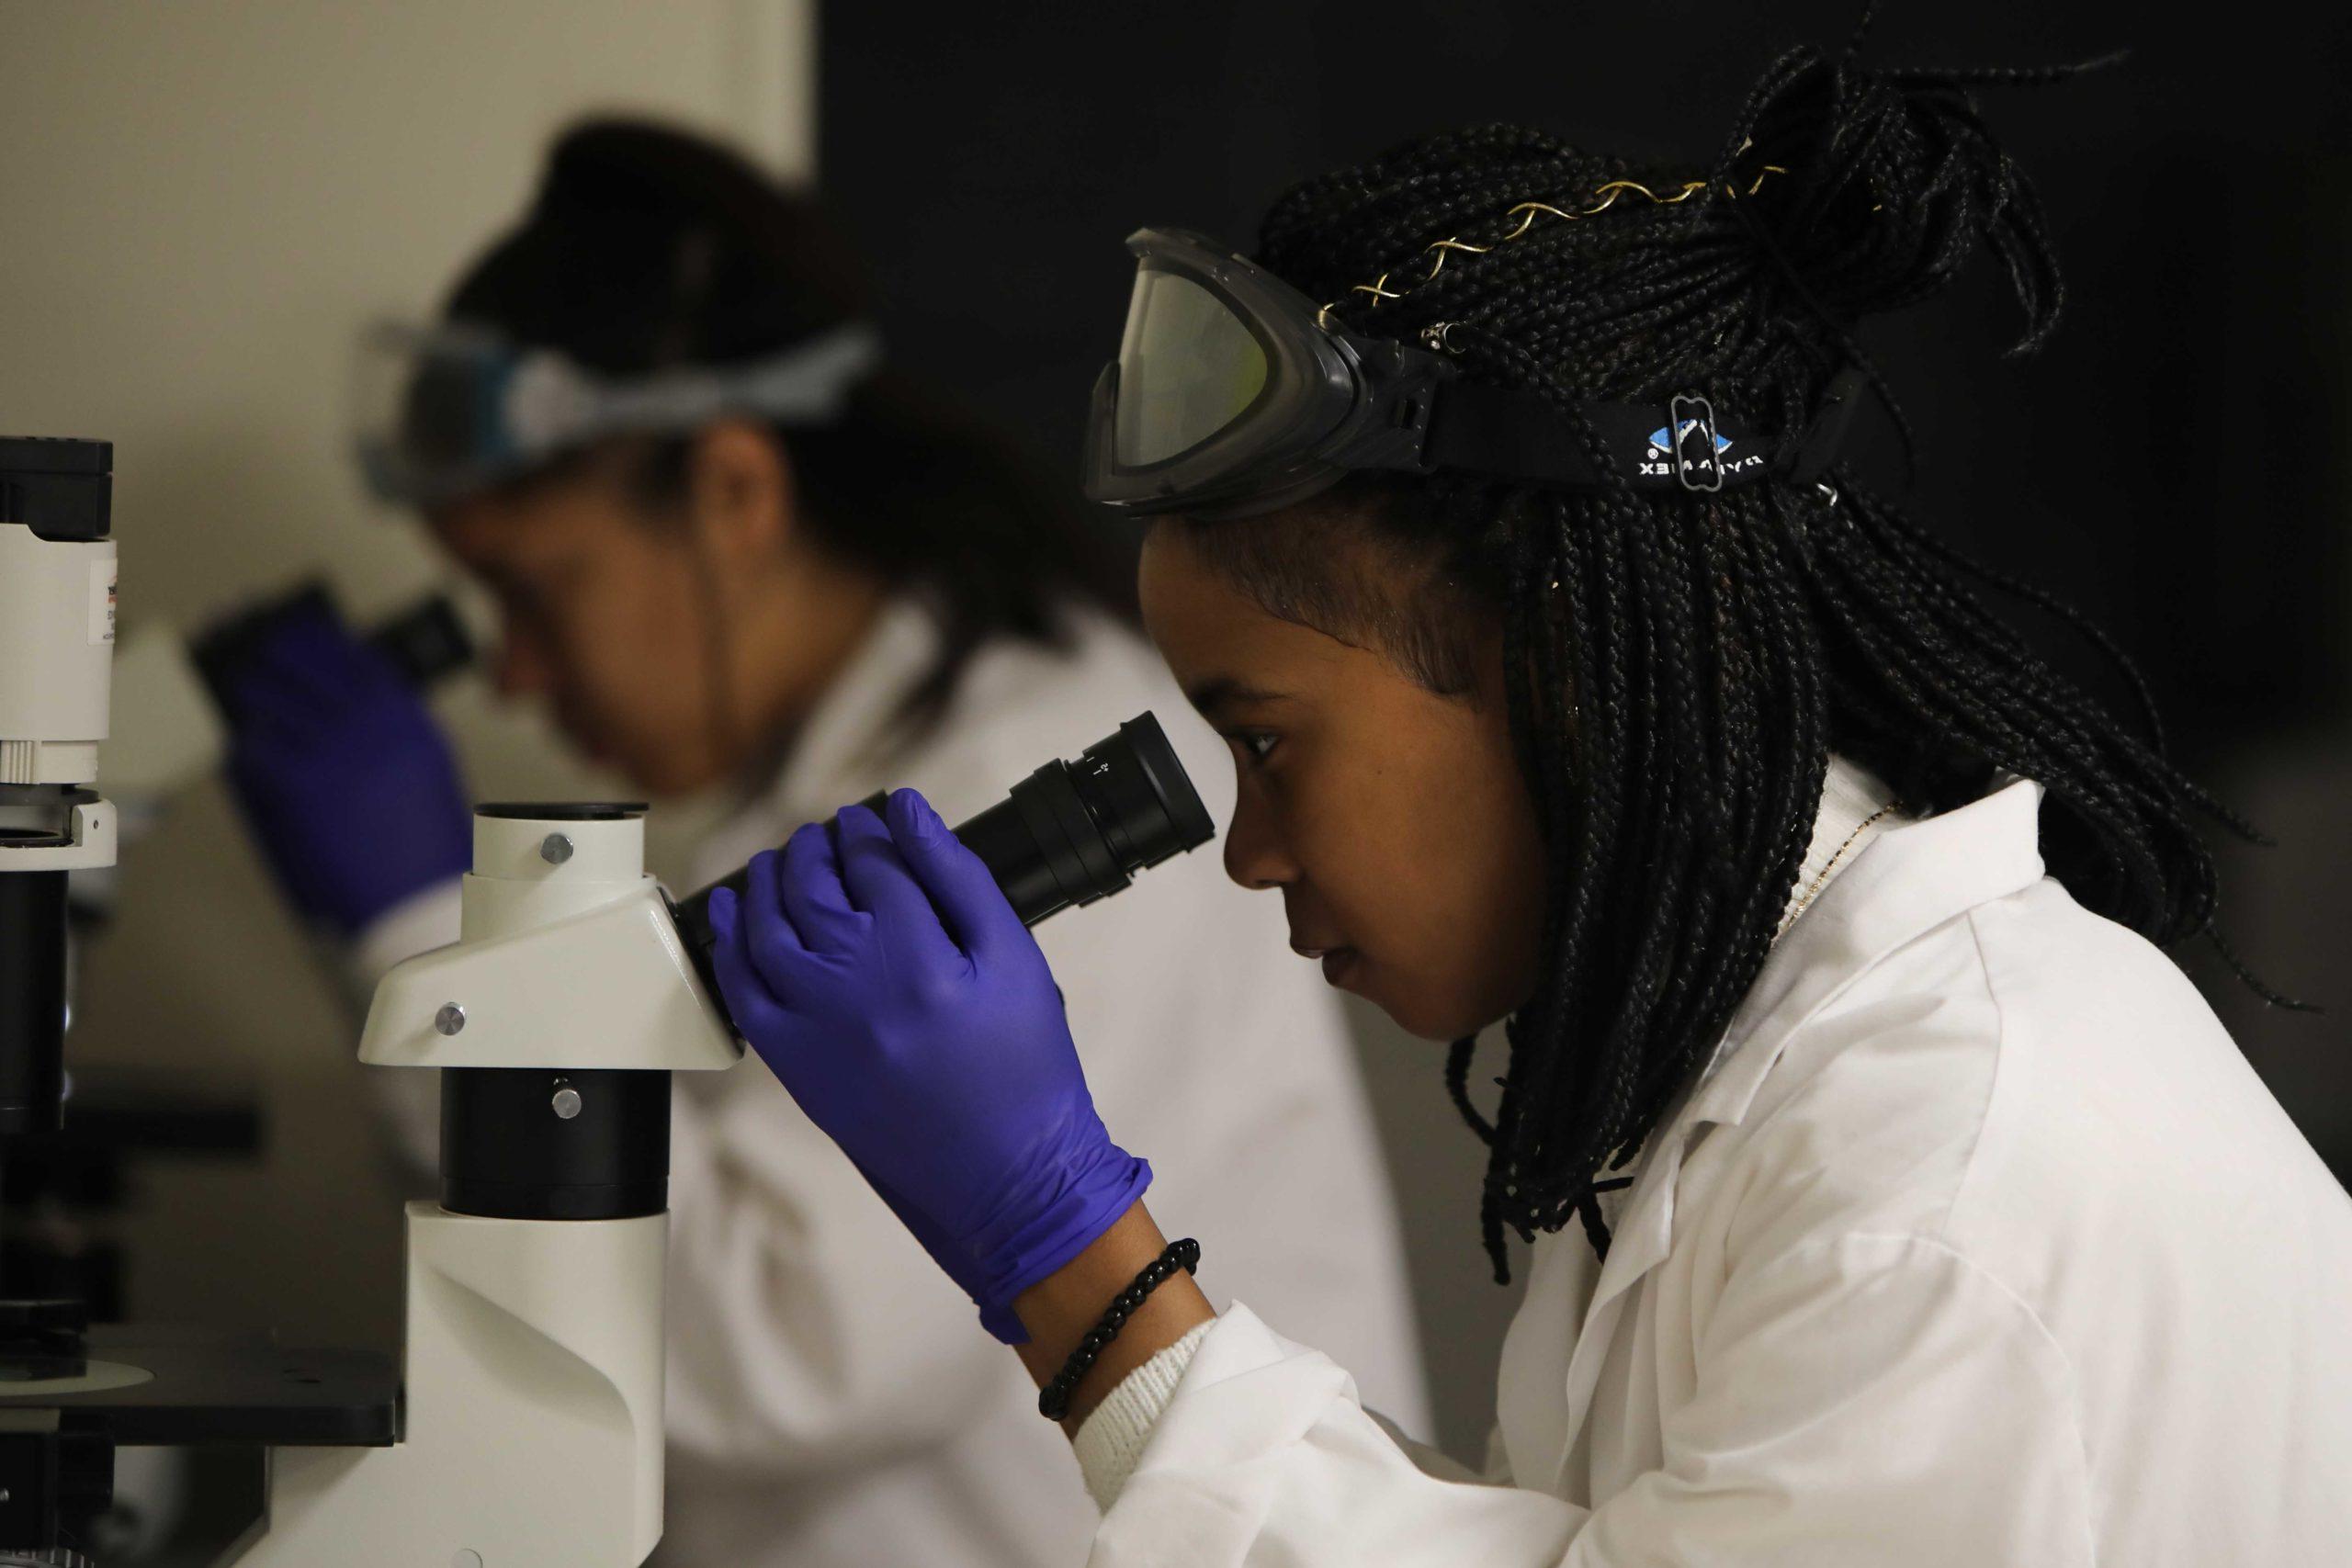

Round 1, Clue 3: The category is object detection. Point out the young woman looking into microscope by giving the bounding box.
[702,29,2352,1567]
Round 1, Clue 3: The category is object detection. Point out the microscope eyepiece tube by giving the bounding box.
[670,712,1215,1021]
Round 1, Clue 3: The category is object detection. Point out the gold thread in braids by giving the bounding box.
[1317,164,1788,330]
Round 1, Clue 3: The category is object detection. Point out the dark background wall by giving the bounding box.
[823,1,2352,1457]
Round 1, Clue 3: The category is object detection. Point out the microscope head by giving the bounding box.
[359,803,742,1076]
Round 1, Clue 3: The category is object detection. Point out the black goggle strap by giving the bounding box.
[1418,364,1870,494]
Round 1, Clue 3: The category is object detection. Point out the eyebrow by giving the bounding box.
[1185,676,1292,720]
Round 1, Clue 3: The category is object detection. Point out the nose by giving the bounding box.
[1220,774,1299,892]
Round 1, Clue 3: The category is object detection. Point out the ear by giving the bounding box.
[682,418,797,574]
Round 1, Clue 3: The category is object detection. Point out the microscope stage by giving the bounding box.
[0,1326,397,1446]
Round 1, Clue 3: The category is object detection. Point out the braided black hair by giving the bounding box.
[1181,32,2300,1282]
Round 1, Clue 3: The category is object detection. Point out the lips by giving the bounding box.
[1290,939,1360,987]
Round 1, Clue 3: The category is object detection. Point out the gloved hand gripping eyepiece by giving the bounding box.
[672,712,1214,1020]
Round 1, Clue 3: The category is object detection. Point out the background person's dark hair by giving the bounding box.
[1181,30,2299,1281]
[441,117,1137,731]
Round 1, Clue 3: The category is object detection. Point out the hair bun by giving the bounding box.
[536,119,740,228]
[446,118,866,372]
[1725,47,2089,355]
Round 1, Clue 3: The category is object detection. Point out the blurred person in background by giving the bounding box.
[209,119,1426,1567]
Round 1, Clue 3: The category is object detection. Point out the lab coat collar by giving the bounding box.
[1684,772,2046,1135]
[1540,771,2049,1489]
[1573,760,1917,1307]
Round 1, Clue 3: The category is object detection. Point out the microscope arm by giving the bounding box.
[223,808,741,1568]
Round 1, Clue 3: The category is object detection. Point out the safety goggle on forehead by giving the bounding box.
[1080,228,1860,519]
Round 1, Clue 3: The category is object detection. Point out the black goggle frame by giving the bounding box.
[1083,229,1863,520]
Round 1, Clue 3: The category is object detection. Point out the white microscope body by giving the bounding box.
[227,807,741,1567]
[2,434,742,1565]
[0,441,120,1048]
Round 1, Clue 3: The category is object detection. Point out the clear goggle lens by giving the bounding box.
[1113,267,1269,468]
[352,324,532,504]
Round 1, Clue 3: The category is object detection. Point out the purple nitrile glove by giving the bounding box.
[705,788,1150,1343]
[217,596,471,937]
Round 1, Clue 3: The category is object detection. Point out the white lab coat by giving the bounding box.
[1091,774,2352,1565]
[354,597,1427,1568]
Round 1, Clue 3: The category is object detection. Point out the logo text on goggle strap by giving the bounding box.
[1638,448,1765,479]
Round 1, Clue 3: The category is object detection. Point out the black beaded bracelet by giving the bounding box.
[1036,1237,1202,1422]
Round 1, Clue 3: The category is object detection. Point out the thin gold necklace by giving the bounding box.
[1784,807,1894,928]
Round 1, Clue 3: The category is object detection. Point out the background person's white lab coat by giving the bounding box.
[354,597,1430,1568]
[1086,770,2352,1565]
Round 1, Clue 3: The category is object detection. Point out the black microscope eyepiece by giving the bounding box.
[190,581,474,711]
[953,712,1215,926]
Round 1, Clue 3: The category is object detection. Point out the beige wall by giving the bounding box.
[0,0,812,1349]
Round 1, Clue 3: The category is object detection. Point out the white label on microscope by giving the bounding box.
[90,559,117,643]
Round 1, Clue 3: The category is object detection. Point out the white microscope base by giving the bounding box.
[223,1202,668,1568]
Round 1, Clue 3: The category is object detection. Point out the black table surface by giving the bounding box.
[0,1324,398,1446]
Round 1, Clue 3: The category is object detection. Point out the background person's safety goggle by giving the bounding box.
[354,320,883,507]
[1081,229,1859,519]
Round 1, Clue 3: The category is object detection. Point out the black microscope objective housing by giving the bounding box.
[0,857,70,1134]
